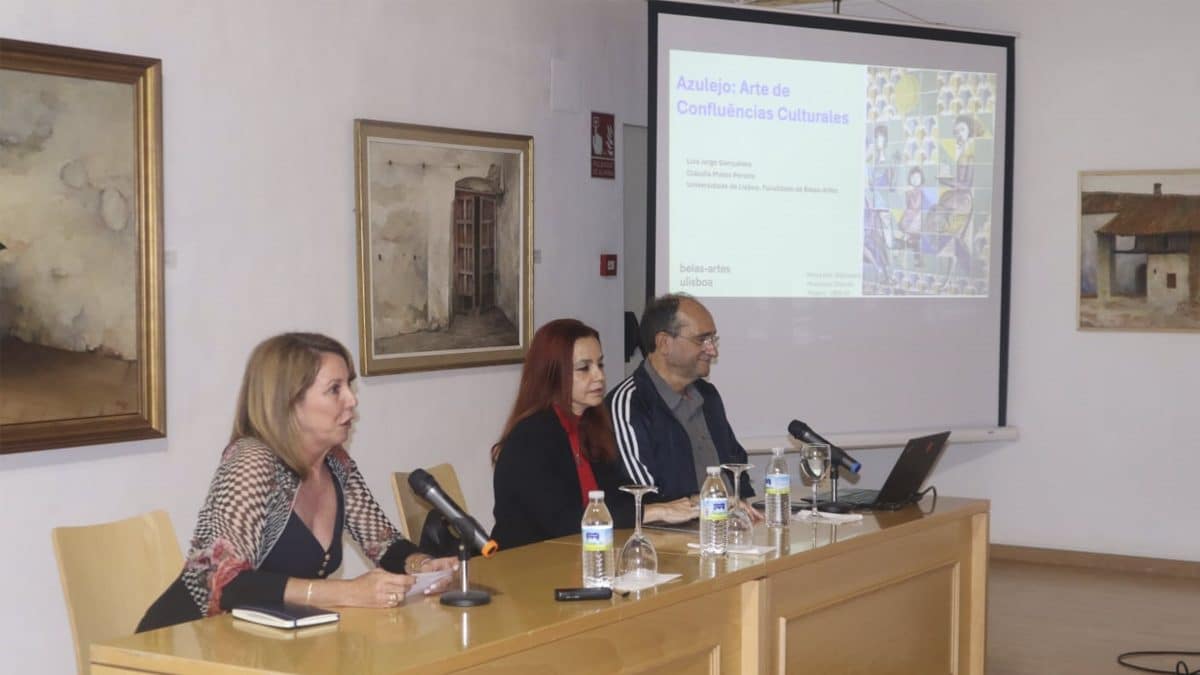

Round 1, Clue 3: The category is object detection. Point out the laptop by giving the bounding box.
[807,431,951,511]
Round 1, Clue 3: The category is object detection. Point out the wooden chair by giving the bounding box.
[391,463,467,541]
[52,510,183,674]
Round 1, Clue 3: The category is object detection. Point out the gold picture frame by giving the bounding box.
[1078,169,1200,331]
[0,39,165,453]
[354,120,534,375]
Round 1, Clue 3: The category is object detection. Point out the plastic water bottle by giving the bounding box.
[581,490,614,588]
[699,466,729,555]
[765,447,791,527]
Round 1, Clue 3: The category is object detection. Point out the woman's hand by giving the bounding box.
[644,497,699,524]
[343,568,416,608]
[405,555,460,596]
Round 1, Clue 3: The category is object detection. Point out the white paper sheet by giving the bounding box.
[612,572,681,593]
[406,569,454,598]
[792,510,864,523]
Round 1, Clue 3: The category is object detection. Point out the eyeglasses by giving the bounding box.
[672,332,719,348]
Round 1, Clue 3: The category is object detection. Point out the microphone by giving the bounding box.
[408,469,498,558]
[787,420,862,474]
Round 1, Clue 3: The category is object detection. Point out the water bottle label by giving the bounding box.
[765,473,790,494]
[581,525,613,551]
[701,497,728,521]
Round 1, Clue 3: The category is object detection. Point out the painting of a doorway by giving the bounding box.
[354,120,533,374]
[1079,169,1200,331]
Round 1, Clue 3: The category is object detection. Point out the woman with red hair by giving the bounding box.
[491,319,696,549]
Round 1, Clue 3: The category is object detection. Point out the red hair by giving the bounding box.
[492,319,616,464]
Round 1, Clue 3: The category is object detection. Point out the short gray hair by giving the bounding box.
[639,293,693,354]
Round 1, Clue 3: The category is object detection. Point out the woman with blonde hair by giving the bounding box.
[138,332,455,631]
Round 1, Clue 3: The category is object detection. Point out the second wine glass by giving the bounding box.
[618,485,659,585]
[720,463,754,549]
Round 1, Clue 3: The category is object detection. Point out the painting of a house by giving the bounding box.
[354,120,533,375]
[1079,171,1200,330]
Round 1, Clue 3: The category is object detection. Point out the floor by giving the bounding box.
[987,559,1200,675]
[375,306,519,354]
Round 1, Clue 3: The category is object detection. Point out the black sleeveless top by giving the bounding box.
[260,478,344,578]
[137,479,346,632]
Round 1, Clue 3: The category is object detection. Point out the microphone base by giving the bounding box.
[817,501,855,515]
[440,589,492,607]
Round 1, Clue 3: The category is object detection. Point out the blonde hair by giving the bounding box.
[230,333,356,478]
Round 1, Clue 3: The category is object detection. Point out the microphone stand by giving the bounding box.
[440,542,491,607]
[440,523,492,607]
[818,464,853,514]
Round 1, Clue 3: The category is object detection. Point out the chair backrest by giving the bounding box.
[392,463,467,542]
[52,510,183,675]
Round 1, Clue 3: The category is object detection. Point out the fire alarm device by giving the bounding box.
[600,254,618,276]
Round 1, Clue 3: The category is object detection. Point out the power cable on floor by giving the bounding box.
[1117,651,1200,674]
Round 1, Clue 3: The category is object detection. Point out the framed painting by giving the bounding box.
[0,39,165,453]
[1079,169,1200,331]
[354,120,534,375]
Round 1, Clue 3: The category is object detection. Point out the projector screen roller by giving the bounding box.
[650,2,1013,441]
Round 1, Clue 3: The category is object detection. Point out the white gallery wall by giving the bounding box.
[0,1,642,672]
[830,0,1200,561]
[0,1,1198,672]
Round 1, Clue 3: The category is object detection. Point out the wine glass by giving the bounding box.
[799,443,831,519]
[720,463,754,549]
[618,485,659,586]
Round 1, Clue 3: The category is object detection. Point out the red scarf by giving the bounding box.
[553,404,599,506]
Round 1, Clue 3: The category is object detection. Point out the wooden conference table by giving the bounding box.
[92,497,988,674]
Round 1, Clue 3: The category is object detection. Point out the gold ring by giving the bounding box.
[388,592,399,606]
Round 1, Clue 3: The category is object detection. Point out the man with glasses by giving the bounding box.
[606,294,758,512]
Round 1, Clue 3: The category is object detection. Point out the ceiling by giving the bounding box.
[684,1,923,22]
[707,0,879,9]
[718,0,845,6]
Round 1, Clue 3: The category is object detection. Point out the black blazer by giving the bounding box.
[606,362,753,502]
[491,409,635,549]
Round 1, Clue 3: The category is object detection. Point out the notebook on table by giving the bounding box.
[232,602,340,629]
[232,619,339,640]
[813,431,951,510]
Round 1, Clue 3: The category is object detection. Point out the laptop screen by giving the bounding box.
[875,431,951,505]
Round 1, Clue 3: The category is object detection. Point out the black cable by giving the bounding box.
[916,484,937,502]
[915,484,938,512]
[868,485,937,512]
[873,0,931,24]
[1117,651,1200,674]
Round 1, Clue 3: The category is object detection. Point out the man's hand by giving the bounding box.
[644,497,700,524]
[741,498,765,524]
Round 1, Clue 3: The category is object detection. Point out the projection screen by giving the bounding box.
[649,1,1014,443]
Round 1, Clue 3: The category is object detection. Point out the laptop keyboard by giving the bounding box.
[795,488,879,506]
[757,488,893,511]
[835,488,879,505]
